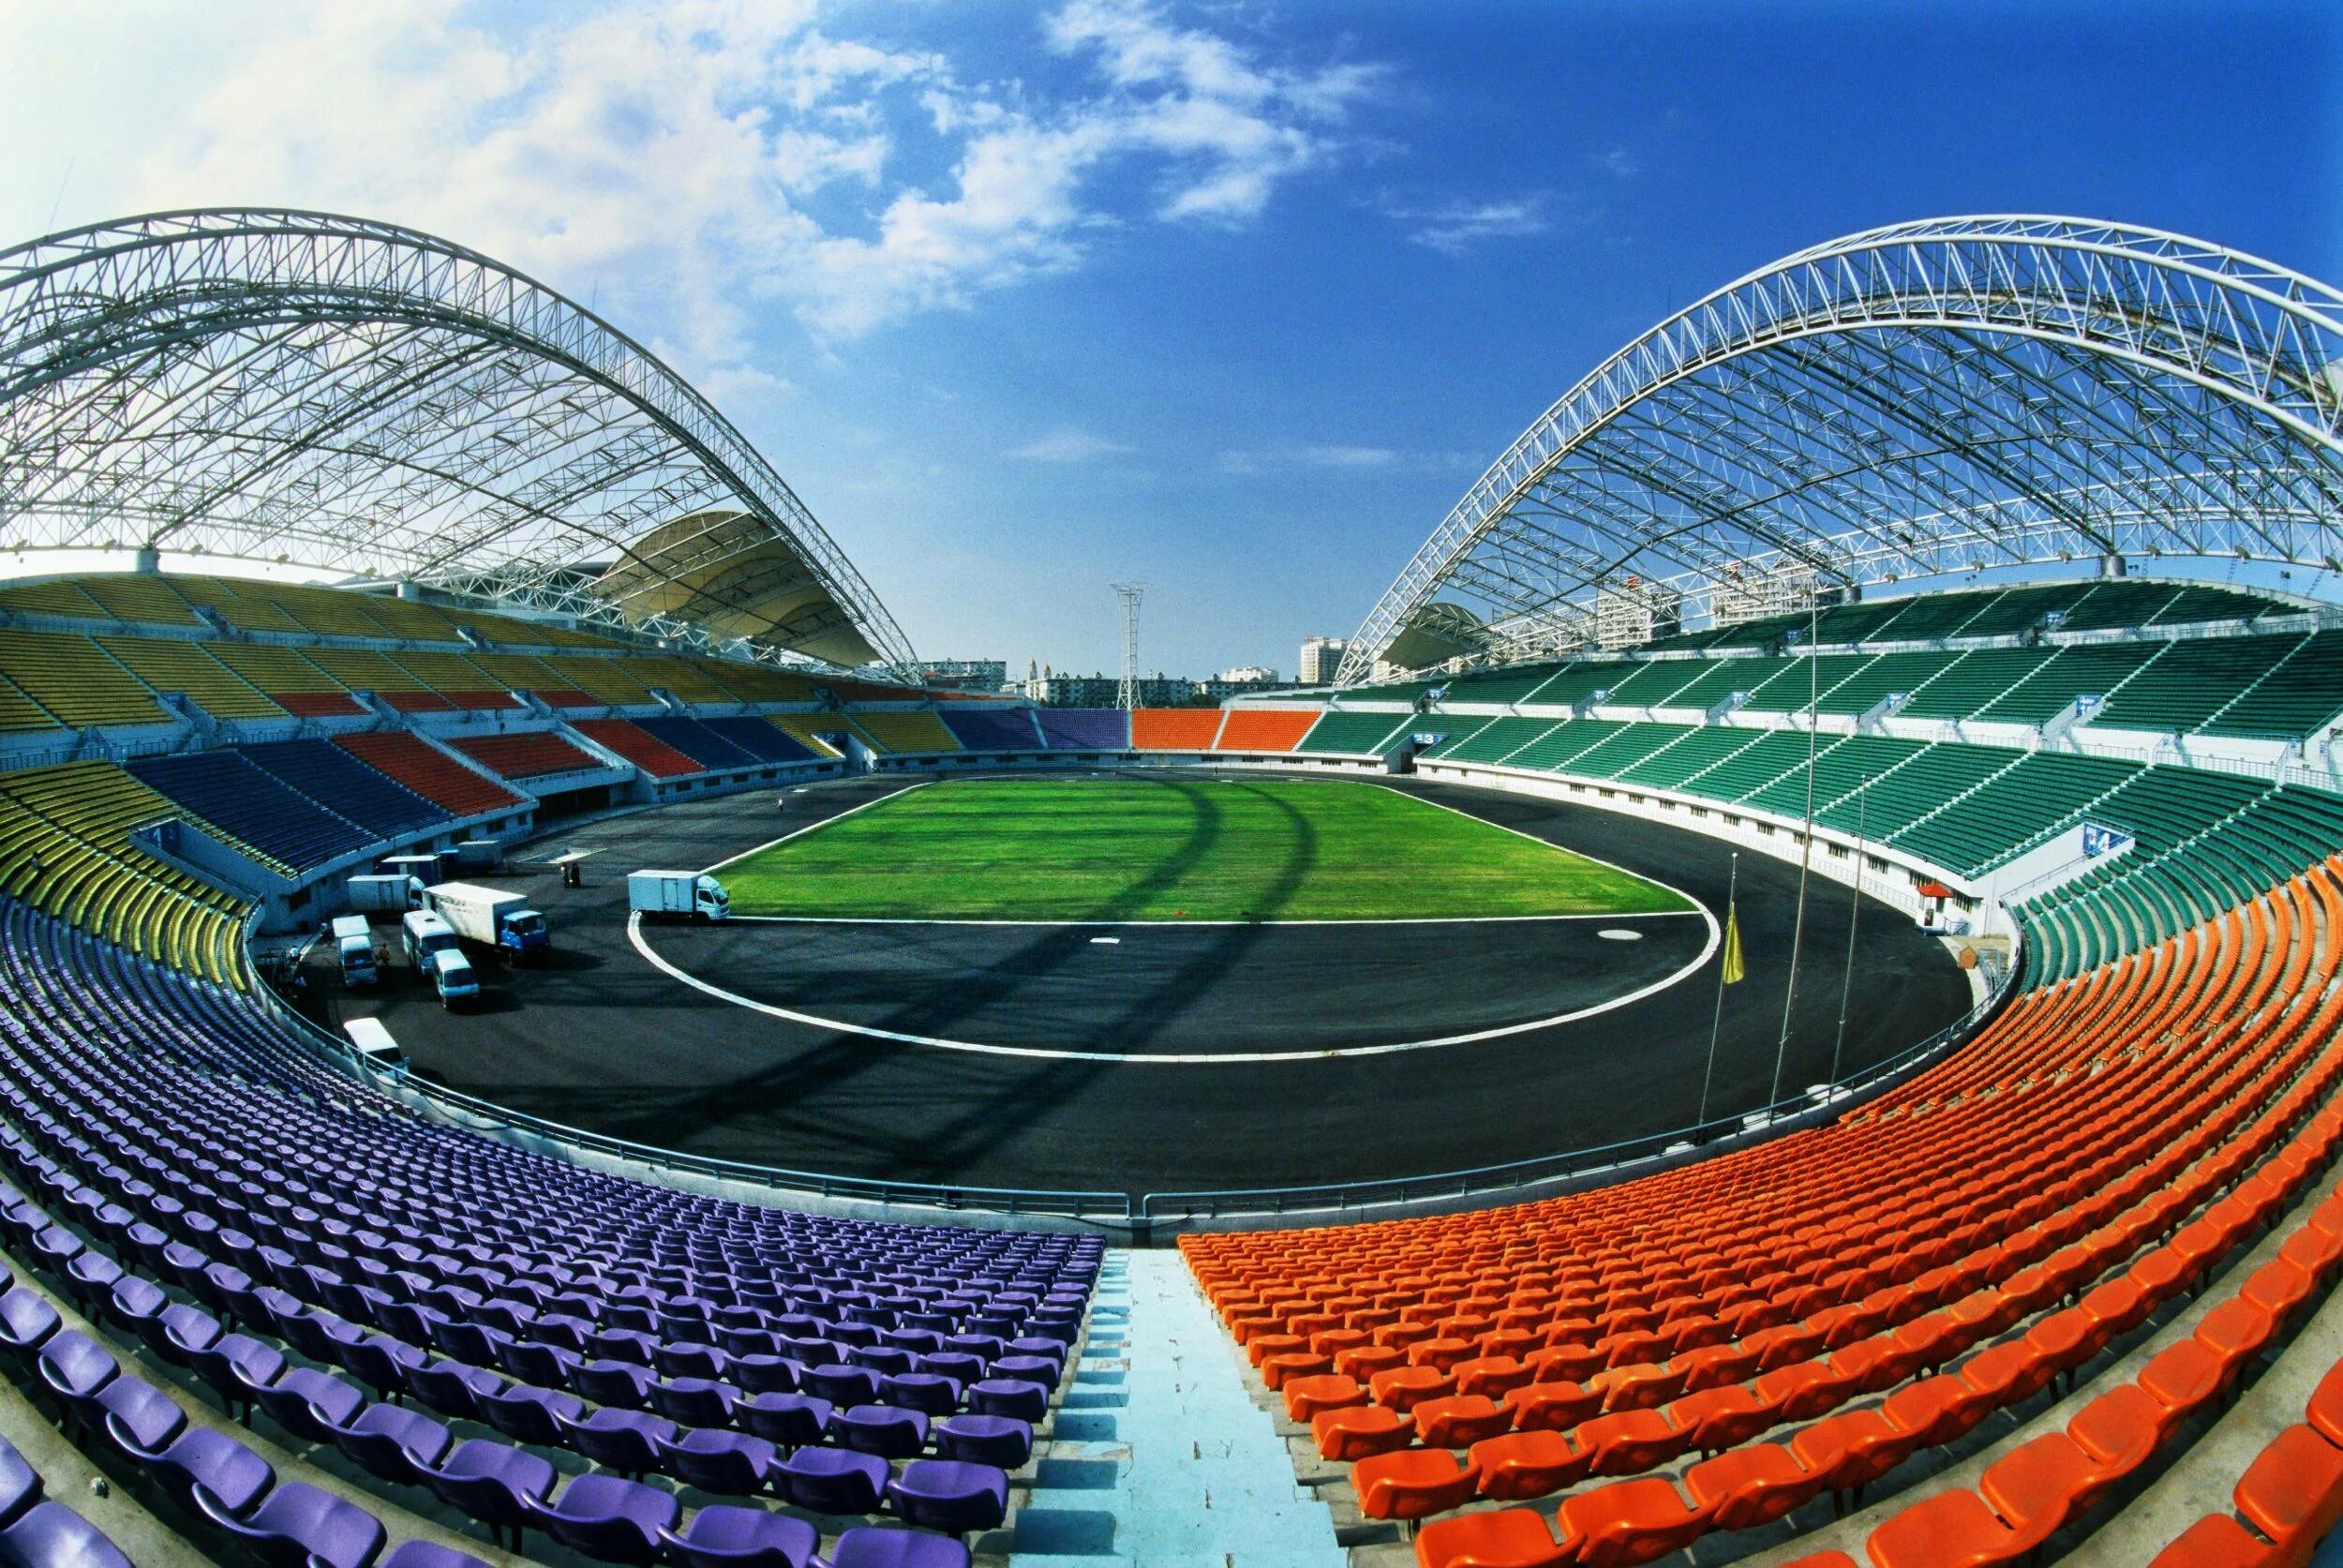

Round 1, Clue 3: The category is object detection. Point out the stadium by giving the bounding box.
[1,198,2341,1568]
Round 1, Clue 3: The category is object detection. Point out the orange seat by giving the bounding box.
[1413,1507,1574,1568]
[1864,1484,2062,1568]
[2066,1382,2171,1478]
[2195,1298,2280,1388]
[2142,1338,2227,1417]
[1978,1431,2113,1536]
[1782,1554,1860,1568]
[1456,1355,1535,1398]
[1353,1447,1483,1521]
[1560,1475,1712,1567]
[1282,1373,1366,1423]
[1372,1365,1459,1411]
[1262,1350,1335,1388]
[2306,1360,2343,1450]
[1592,1362,1689,1412]
[1881,1373,1994,1447]
[1684,1441,1827,1530]
[1792,1406,1929,1501]
[1411,1336,1480,1374]
[1577,1408,1690,1476]
[1412,1395,1514,1449]
[1526,1342,1604,1383]
[1665,1382,1772,1455]
[1501,1381,1603,1432]
[1675,1339,1762,1390]
[2078,1276,2153,1338]
[1338,1344,1410,1381]
[1248,1332,1307,1366]
[2146,1513,2270,1567]
[1469,1428,1590,1501]
[2231,1424,2343,1564]
[1313,1402,1413,1461]
[1755,1360,1854,1422]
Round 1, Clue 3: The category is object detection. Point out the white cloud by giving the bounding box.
[1217,442,1404,474]
[1381,194,1553,257]
[2,0,1389,377]
[1010,427,1136,463]
[1592,147,1641,179]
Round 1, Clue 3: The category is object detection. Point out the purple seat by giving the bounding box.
[187,1331,284,1422]
[0,1438,41,1528]
[498,1338,578,1390]
[34,1330,118,1429]
[418,1440,554,1553]
[404,1360,501,1422]
[852,1346,914,1378]
[341,1334,427,1402]
[886,1458,1009,1535]
[739,1392,830,1449]
[0,1286,60,1356]
[193,1477,387,1568]
[879,1372,961,1417]
[141,1303,221,1367]
[775,1446,889,1515]
[648,1376,737,1428]
[251,1366,366,1445]
[479,1383,581,1447]
[653,1340,727,1381]
[966,1379,1049,1423]
[935,1413,1032,1470]
[658,1502,817,1568]
[559,1407,675,1479]
[832,1403,929,1460]
[991,1353,1062,1385]
[381,1543,495,1568]
[91,1375,187,1462]
[329,1403,453,1487]
[657,1427,776,1495]
[918,1351,987,1386]
[0,1501,133,1568]
[573,1359,651,1410]
[526,1472,678,1566]
[102,1275,167,1335]
[729,1353,799,1395]
[826,1527,972,1568]
[127,1426,275,1515]
[804,1364,880,1407]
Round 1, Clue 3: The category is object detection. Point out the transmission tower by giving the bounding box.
[1112,582,1145,709]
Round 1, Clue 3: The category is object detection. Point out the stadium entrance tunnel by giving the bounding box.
[336,774,1977,1197]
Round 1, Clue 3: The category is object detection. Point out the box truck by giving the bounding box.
[327,915,379,989]
[420,882,550,963]
[629,871,730,921]
[346,873,422,914]
[378,852,448,884]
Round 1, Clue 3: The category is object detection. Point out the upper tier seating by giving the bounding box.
[940,708,1046,752]
[2086,635,2304,733]
[572,719,706,779]
[2200,630,2343,740]
[1037,709,1131,750]
[625,657,738,705]
[0,763,245,983]
[127,751,373,874]
[0,631,166,729]
[632,715,762,771]
[94,635,284,721]
[0,903,1099,1567]
[765,714,851,758]
[850,711,963,755]
[305,648,452,712]
[543,657,657,707]
[448,731,604,782]
[201,643,366,717]
[0,671,53,733]
[1215,709,1321,753]
[1131,709,1227,750]
[333,733,529,818]
[1295,711,1409,755]
[389,650,519,710]
[235,739,451,841]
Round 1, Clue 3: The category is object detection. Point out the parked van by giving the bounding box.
[400,910,461,975]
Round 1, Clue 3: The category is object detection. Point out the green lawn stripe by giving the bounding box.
[722,777,1690,922]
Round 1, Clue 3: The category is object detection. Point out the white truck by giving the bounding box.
[421,882,550,963]
[629,870,730,922]
[327,914,379,990]
[346,873,423,914]
[399,911,478,1008]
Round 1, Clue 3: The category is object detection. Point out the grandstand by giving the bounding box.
[0,207,2339,1568]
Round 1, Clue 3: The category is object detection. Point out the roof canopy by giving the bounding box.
[1344,217,2343,682]
[0,209,916,674]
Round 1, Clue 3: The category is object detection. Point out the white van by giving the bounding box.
[400,910,461,975]
[430,950,480,1009]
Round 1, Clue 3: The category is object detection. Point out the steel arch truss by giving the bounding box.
[0,209,917,673]
[1341,217,2343,683]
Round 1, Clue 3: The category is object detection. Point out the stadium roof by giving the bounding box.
[1343,216,2343,683]
[0,208,916,674]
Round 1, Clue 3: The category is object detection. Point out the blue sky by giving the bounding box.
[3,0,2338,676]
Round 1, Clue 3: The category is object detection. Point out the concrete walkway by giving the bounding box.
[1010,1249,1348,1568]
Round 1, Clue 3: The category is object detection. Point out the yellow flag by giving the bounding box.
[1721,903,1745,985]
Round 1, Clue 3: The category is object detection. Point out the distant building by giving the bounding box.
[1217,665,1279,685]
[919,658,1009,693]
[1594,575,1683,650]
[1196,669,1284,702]
[1297,635,1348,685]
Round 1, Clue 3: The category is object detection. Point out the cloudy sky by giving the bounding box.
[3,0,2337,676]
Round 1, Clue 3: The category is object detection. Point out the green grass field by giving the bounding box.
[720,776,1692,921]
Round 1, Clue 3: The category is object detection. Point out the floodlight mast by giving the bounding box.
[1112,582,1145,710]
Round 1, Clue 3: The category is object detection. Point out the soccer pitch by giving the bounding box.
[720,776,1694,922]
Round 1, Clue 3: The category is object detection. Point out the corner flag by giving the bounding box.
[1721,903,1745,985]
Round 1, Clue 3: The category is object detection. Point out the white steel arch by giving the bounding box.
[0,209,918,673]
[1342,216,2343,683]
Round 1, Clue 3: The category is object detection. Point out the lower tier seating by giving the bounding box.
[236,740,450,842]
[850,711,963,756]
[572,719,706,780]
[1215,709,1322,753]
[447,732,604,783]
[939,709,1046,752]
[127,752,372,874]
[331,734,528,820]
[1036,709,1130,750]
[1130,709,1226,750]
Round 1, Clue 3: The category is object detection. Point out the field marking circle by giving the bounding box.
[626,892,1721,1065]
[1598,928,1646,941]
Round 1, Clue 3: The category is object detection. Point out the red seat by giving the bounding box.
[2146,1513,2270,1567]
[1501,1381,1603,1432]
[1469,1428,1589,1501]
[2141,1338,2227,1418]
[1755,1361,1854,1422]
[2306,1360,2343,1450]
[1577,1408,1690,1476]
[1455,1355,1535,1398]
[1792,1407,1930,1501]
[2195,1298,2280,1389]
[1372,1365,1459,1412]
[1665,1383,1772,1455]
[1282,1374,1366,1423]
[1414,1507,1574,1568]
[1979,1431,2113,1535]
[1313,1403,1412,1461]
[1684,1441,1827,1531]
[2066,1382,2172,1479]
[1560,1475,1713,1567]
[2231,1424,2343,1566]
[1864,1483,2064,1568]
[1262,1350,1334,1388]
[1412,1395,1514,1449]
[1882,1373,1994,1447]
[1354,1448,1482,1521]
[2241,1260,2318,1329]
[1339,1345,1410,1381]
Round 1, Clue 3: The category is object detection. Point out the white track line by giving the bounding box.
[703,781,933,874]
[626,902,1721,1065]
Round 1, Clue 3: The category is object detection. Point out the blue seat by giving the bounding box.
[775,1446,888,1515]
[559,1408,674,1479]
[0,1501,134,1568]
[418,1440,554,1554]
[739,1392,830,1449]
[329,1404,453,1487]
[478,1383,580,1447]
[91,1375,187,1464]
[0,1286,60,1357]
[827,1526,972,1568]
[126,1426,275,1516]
[658,1503,818,1568]
[657,1427,776,1495]
[381,1543,496,1568]
[0,1437,41,1528]
[886,1458,1009,1535]
[833,1403,929,1460]
[194,1476,387,1568]
[251,1366,366,1445]
[526,1473,678,1567]
[935,1413,1032,1470]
